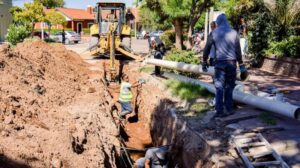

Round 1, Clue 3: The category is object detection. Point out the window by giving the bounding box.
[88,23,94,28]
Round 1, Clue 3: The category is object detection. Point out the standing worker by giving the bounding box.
[119,75,145,119]
[150,36,166,76]
[209,21,217,66]
[62,29,66,45]
[202,14,247,118]
[239,17,248,58]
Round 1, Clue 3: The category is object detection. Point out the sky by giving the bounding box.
[13,0,135,8]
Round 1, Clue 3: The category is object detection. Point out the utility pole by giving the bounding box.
[204,9,209,42]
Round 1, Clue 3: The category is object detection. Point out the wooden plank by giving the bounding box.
[242,126,284,134]
[252,161,281,166]
[251,151,273,159]
[219,114,258,125]
[240,142,266,148]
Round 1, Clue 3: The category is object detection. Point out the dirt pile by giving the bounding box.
[0,42,119,168]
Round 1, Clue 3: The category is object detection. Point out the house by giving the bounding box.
[0,0,12,42]
[35,6,142,35]
[35,6,95,34]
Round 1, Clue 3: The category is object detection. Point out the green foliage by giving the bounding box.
[264,0,300,40]
[13,1,45,24]
[165,48,199,64]
[83,28,91,34]
[165,80,212,100]
[138,5,172,30]
[160,0,191,19]
[9,6,23,24]
[34,0,64,9]
[190,103,211,114]
[139,66,154,73]
[6,24,31,45]
[249,8,273,63]
[166,80,211,101]
[194,14,206,30]
[264,36,300,58]
[160,30,175,49]
[45,11,66,26]
[164,48,200,77]
[259,112,277,125]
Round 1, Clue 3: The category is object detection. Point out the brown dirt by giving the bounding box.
[0,42,119,168]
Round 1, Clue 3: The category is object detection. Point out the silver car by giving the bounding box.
[50,31,81,44]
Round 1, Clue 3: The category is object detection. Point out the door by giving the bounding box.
[77,23,82,34]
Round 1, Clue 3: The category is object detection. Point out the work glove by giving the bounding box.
[138,79,146,85]
[239,64,249,81]
[202,62,209,72]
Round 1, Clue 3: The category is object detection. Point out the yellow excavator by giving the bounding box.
[88,1,141,80]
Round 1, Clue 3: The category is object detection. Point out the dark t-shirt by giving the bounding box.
[145,148,168,168]
[239,23,247,37]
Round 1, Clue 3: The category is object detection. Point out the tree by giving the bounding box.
[13,1,45,34]
[45,11,66,34]
[264,0,300,40]
[160,0,191,50]
[34,0,64,9]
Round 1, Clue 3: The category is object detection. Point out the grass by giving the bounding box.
[165,79,213,101]
[259,112,277,125]
[139,66,154,73]
[182,103,211,118]
[191,103,211,113]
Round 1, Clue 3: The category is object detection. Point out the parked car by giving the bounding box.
[149,30,164,37]
[50,31,81,44]
[33,32,49,39]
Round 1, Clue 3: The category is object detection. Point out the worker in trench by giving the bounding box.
[118,74,145,119]
[202,14,248,119]
[134,146,169,168]
[149,36,166,76]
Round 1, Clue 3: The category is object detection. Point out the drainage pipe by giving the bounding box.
[145,59,215,76]
[145,59,247,80]
[163,72,300,120]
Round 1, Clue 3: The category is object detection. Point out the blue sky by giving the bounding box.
[13,0,135,8]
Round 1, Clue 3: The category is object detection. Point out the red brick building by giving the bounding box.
[35,7,95,34]
[57,7,95,33]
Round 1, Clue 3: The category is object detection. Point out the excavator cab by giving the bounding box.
[89,1,140,81]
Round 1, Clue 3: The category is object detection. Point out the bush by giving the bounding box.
[264,36,300,58]
[164,48,200,78]
[6,24,31,45]
[165,48,199,64]
[161,30,175,49]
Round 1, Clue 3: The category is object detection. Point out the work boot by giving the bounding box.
[211,113,228,120]
[120,111,132,118]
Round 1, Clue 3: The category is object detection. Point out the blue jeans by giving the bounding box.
[214,61,236,115]
[120,101,132,113]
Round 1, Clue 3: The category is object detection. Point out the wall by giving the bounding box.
[261,56,300,78]
[66,20,94,33]
[149,100,212,168]
[0,0,12,42]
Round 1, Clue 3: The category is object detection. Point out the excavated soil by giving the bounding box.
[0,42,120,168]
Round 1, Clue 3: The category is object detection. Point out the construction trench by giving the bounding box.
[0,41,300,168]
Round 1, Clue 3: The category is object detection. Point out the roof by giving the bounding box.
[97,0,125,4]
[56,8,95,20]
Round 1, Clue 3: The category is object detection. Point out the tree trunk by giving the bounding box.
[186,21,196,50]
[31,22,36,37]
[174,18,183,50]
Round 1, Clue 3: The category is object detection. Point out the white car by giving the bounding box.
[50,31,81,44]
